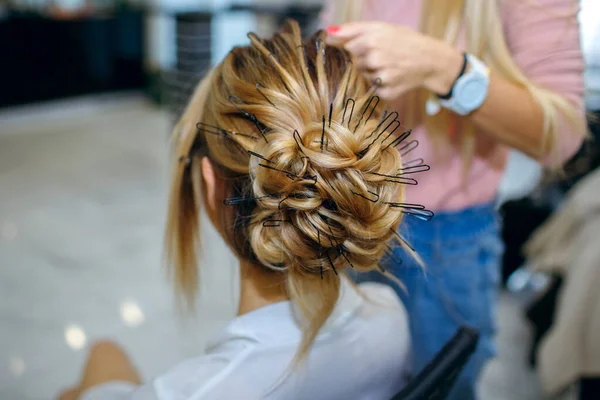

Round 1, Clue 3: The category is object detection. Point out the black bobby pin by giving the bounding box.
[196,122,258,141]
[258,163,318,184]
[352,189,380,203]
[256,83,278,109]
[367,171,419,186]
[326,252,339,275]
[385,202,434,221]
[397,164,431,175]
[390,229,417,253]
[353,96,380,133]
[340,250,355,269]
[368,78,382,94]
[321,115,326,151]
[293,130,305,153]
[384,128,412,150]
[399,140,419,157]
[228,95,268,143]
[380,120,402,145]
[223,193,280,206]
[248,150,275,164]
[328,103,333,128]
[367,111,400,144]
[278,195,290,210]
[364,110,397,141]
[262,219,290,227]
[342,98,355,127]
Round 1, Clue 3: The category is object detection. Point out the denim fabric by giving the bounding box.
[355,202,503,400]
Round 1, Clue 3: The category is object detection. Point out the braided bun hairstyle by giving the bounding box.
[166,20,415,362]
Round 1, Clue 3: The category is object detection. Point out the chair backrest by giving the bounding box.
[390,326,480,400]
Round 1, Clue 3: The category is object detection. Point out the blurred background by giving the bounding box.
[0,0,598,399]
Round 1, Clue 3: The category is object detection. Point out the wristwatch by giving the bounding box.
[426,53,490,116]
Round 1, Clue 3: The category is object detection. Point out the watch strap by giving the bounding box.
[437,52,468,100]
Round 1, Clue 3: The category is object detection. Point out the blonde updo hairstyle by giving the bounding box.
[166,20,409,361]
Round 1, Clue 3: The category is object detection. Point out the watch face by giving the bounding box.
[458,78,488,110]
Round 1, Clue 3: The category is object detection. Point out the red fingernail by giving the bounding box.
[327,25,341,34]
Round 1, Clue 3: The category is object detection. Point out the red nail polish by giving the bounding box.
[327,25,341,34]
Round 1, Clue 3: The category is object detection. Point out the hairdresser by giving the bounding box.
[323,0,586,398]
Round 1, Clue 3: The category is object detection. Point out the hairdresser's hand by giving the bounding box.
[326,22,463,101]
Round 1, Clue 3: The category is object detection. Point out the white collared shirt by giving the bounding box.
[81,279,410,400]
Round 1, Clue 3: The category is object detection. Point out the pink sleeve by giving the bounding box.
[501,0,586,165]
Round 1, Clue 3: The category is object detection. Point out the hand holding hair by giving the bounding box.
[326,22,464,101]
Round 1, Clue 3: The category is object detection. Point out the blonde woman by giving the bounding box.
[324,0,587,398]
[58,21,414,400]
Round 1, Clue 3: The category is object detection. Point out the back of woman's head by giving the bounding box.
[166,20,411,361]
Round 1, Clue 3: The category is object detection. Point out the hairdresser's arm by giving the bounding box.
[326,0,586,164]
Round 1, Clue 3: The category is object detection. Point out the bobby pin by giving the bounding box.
[351,189,380,203]
[258,163,318,184]
[321,116,326,151]
[364,110,391,140]
[256,82,278,109]
[263,219,290,227]
[353,96,380,133]
[227,95,268,143]
[293,130,305,153]
[278,195,290,210]
[326,225,355,270]
[384,128,412,150]
[340,250,355,269]
[328,103,333,128]
[367,112,400,146]
[390,229,417,253]
[379,120,403,146]
[367,171,419,186]
[326,252,339,275]
[223,193,281,206]
[342,98,355,127]
[248,150,275,164]
[397,164,431,175]
[385,202,434,221]
[368,78,382,94]
[196,122,258,141]
[399,140,419,157]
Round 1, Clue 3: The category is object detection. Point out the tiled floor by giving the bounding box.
[0,95,544,399]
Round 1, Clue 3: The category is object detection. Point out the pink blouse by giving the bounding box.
[326,0,585,211]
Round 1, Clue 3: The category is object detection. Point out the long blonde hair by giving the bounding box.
[165,20,410,362]
[330,0,585,170]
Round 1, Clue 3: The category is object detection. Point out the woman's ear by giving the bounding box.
[201,157,219,216]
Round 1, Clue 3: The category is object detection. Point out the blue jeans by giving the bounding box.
[357,202,503,400]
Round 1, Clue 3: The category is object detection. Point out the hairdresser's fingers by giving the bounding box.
[326,22,378,43]
[341,36,374,63]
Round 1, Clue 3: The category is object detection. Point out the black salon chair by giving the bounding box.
[391,326,480,400]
